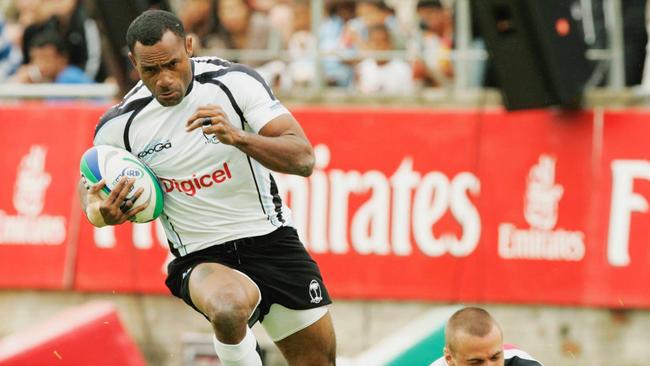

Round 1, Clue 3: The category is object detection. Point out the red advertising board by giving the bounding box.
[586,110,650,307]
[2,104,650,308]
[288,108,484,302]
[476,110,594,305]
[74,221,170,294]
[0,105,97,289]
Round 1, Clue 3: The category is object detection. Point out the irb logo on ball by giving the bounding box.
[112,166,144,186]
[80,145,164,223]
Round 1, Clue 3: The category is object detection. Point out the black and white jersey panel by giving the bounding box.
[94,57,294,256]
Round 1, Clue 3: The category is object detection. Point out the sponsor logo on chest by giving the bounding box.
[138,140,172,158]
[159,163,232,196]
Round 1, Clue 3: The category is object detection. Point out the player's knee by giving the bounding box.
[203,291,251,332]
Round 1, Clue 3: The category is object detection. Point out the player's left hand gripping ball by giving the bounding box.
[80,145,164,223]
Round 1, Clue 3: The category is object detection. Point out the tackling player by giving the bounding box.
[430,307,543,366]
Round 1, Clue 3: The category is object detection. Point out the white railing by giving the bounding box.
[0,83,118,99]
[0,0,627,100]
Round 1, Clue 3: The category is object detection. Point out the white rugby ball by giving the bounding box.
[80,145,164,223]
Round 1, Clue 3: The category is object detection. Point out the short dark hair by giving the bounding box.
[417,0,443,10]
[126,10,186,52]
[31,31,68,56]
[445,307,501,352]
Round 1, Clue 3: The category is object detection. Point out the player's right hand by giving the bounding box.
[85,177,148,227]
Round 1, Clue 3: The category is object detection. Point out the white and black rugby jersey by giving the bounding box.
[94,57,294,256]
[429,347,543,366]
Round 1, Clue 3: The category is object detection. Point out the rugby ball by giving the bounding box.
[80,145,164,223]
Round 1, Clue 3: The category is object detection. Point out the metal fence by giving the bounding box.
[0,0,630,102]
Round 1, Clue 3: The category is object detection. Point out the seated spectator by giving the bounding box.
[412,0,453,87]
[11,30,93,84]
[203,0,282,67]
[179,0,216,51]
[319,0,356,86]
[342,0,403,51]
[20,0,107,82]
[430,307,543,366]
[0,15,22,81]
[282,0,317,88]
[249,0,279,13]
[2,0,51,54]
[356,24,414,94]
[266,0,293,46]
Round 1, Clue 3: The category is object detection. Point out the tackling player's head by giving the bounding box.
[443,307,504,366]
[127,10,193,107]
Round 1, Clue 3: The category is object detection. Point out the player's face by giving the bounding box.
[445,326,504,366]
[130,31,193,107]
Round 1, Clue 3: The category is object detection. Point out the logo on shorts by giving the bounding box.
[181,268,192,280]
[309,279,322,304]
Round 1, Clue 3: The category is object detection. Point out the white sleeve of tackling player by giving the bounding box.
[428,356,448,366]
[225,66,291,133]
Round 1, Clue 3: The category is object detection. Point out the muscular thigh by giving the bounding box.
[188,262,260,318]
[274,311,336,366]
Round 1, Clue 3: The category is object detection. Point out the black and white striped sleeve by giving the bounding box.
[222,65,291,133]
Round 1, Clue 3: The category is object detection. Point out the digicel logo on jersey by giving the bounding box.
[159,163,232,196]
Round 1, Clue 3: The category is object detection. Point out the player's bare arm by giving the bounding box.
[77,177,148,227]
[186,104,314,177]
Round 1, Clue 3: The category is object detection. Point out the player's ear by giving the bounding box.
[444,346,453,365]
[185,35,193,57]
[128,51,137,68]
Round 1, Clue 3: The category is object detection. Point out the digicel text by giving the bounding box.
[159,163,231,196]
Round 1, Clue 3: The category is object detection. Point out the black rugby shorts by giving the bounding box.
[165,226,332,324]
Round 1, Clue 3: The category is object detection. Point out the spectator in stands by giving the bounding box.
[203,0,282,67]
[412,0,453,87]
[2,0,50,54]
[281,0,317,88]
[249,0,280,13]
[180,0,216,51]
[356,24,413,94]
[8,0,50,31]
[20,0,106,82]
[430,307,543,366]
[342,0,403,51]
[11,30,92,84]
[260,0,354,90]
[264,0,293,46]
[0,15,22,81]
[343,0,403,49]
[319,0,356,86]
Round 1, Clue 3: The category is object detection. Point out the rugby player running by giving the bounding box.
[78,10,335,366]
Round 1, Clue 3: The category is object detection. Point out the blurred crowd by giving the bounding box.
[0,0,105,84]
[0,0,648,96]
[177,0,455,93]
[0,0,456,95]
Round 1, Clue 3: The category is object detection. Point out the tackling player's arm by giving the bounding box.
[186,105,314,177]
[78,177,147,227]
